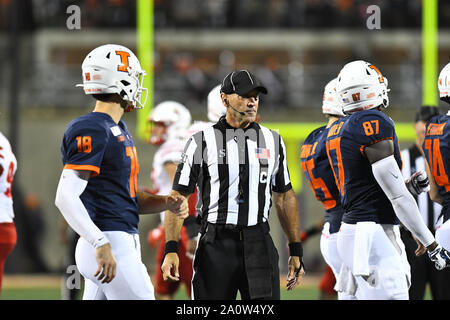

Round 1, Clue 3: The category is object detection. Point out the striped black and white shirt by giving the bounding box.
[172,116,292,227]
[401,144,442,233]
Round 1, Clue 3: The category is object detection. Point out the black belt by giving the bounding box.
[201,221,270,242]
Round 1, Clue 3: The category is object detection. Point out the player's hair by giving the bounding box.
[92,93,120,102]
[92,93,129,109]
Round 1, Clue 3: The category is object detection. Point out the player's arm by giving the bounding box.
[365,140,438,252]
[137,188,188,218]
[55,169,116,283]
[161,189,190,282]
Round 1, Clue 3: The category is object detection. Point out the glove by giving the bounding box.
[428,245,450,270]
[405,171,430,196]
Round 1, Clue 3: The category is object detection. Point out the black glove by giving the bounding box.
[406,171,430,196]
[428,245,450,270]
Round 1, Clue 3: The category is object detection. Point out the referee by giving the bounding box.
[400,106,450,300]
[161,70,304,300]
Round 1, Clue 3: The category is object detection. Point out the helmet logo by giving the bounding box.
[85,72,91,81]
[352,92,361,102]
[115,50,131,73]
[368,64,384,83]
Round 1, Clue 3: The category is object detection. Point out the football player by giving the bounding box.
[55,44,188,300]
[326,60,450,300]
[185,84,227,137]
[0,132,17,294]
[146,101,194,300]
[423,62,450,254]
[300,78,355,300]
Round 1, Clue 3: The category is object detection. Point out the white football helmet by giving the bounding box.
[207,85,227,122]
[322,78,344,117]
[336,60,389,115]
[77,44,147,111]
[148,101,192,145]
[438,62,450,103]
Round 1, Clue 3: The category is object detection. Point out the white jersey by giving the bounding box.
[186,121,215,141]
[151,139,185,222]
[0,132,17,223]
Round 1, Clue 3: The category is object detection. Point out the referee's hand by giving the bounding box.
[161,252,180,282]
[286,256,304,291]
[167,195,189,219]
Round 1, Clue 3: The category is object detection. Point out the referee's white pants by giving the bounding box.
[320,222,357,300]
[436,218,450,251]
[75,231,155,300]
[337,222,411,300]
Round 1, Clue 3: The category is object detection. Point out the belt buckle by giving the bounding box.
[224,224,244,240]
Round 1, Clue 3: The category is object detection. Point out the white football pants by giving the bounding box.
[320,222,357,300]
[337,223,411,300]
[75,231,155,300]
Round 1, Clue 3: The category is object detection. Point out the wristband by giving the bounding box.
[164,240,179,255]
[289,242,303,257]
[161,240,179,269]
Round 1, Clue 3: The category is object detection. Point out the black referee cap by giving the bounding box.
[220,70,268,96]
[415,106,440,122]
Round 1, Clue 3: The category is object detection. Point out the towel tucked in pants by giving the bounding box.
[192,222,279,300]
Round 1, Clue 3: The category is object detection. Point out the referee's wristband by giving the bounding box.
[164,240,179,255]
[289,242,303,257]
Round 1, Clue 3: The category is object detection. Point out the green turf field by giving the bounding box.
[0,286,320,300]
[0,274,432,300]
[0,286,433,300]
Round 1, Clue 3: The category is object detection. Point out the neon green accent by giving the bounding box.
[136,0,154,141]
[263,122,416,193]
[422,0,438,106]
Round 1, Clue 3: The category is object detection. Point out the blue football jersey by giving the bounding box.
[61,112,140,234]
[301,125,343,233]
[326,110,402,225]
[423,114,450,223]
